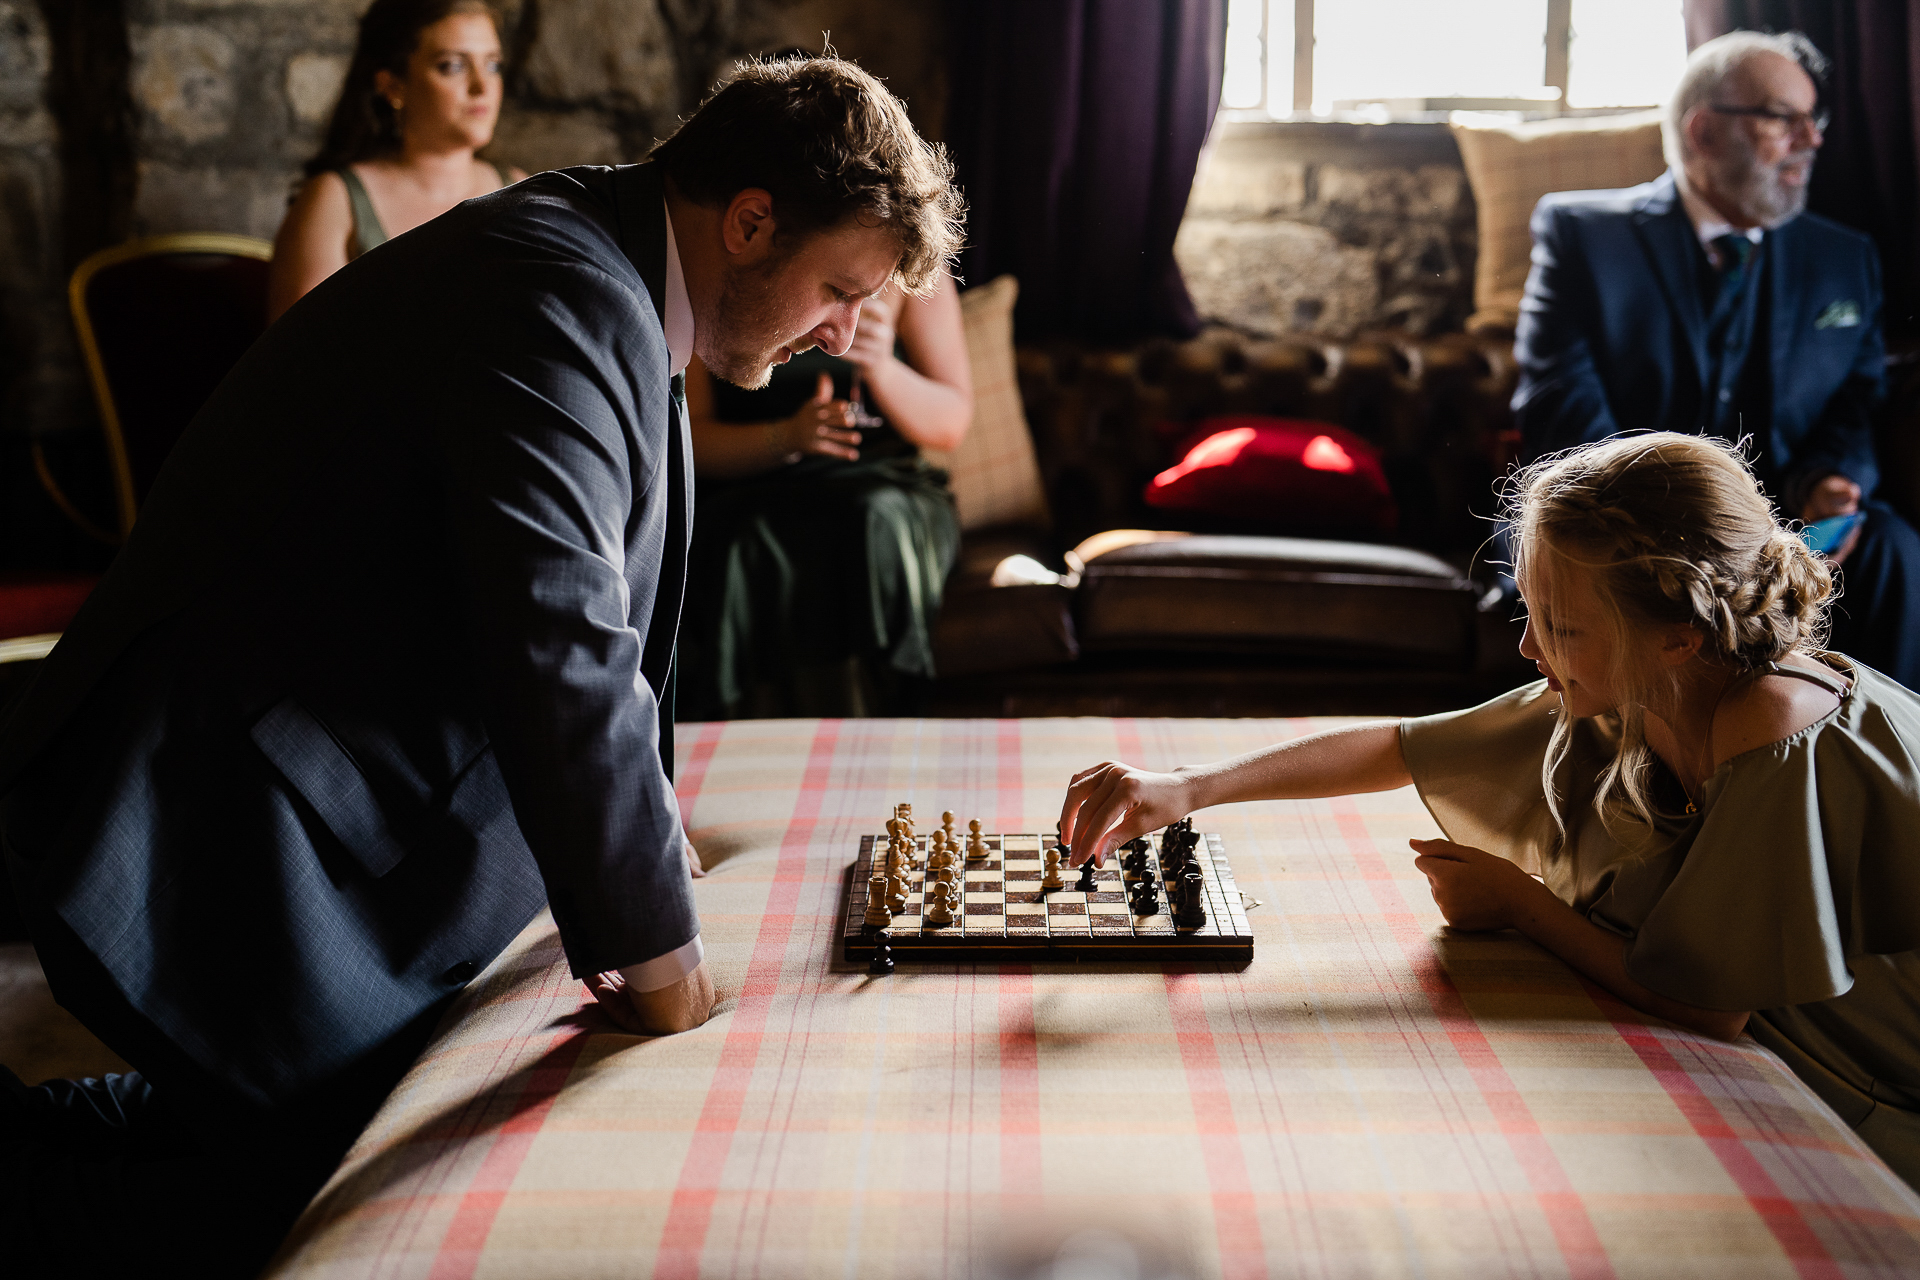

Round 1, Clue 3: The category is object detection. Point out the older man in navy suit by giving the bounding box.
[1515,30,1920,687]
[0,56,961,1278]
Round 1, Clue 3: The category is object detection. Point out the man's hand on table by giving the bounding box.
[588,962,716,1035]
[1802,474,1864,566]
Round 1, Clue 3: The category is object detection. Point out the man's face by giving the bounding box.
[698,218,903,389]
[1694,51,1823,229]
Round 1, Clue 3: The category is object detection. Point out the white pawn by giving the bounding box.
[941,809,956,842]
[966,818,986,861]
[1043,847,1065,891]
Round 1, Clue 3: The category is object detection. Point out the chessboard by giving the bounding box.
[841,814,1254,963]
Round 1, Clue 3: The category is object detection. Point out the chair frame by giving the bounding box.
[54,233,274,542]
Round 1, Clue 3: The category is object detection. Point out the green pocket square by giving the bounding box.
[1815,300,1863,330]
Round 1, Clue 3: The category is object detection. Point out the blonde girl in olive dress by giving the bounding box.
[1061,432,1920,1185]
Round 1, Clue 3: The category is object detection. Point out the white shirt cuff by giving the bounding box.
[620,934,704,993]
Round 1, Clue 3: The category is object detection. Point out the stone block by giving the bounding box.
[133,24,238,145]
[520,0,677,111]
[0,1,50,114]
[286,53,349,127]
[486,106,625,176]
[1174,217,1379,338]
[134,161,294,240]
[1187,150,1307,217]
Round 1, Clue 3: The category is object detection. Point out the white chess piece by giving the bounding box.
[1042,847,1064,891]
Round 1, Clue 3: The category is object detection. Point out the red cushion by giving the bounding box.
[1143,417,1397,535]
[0,574,99,640]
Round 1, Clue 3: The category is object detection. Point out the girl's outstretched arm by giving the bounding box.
[1412,839,1751,1041]
[1059,721,1410,867]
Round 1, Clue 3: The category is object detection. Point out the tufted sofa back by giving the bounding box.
[1013,328,1522,555]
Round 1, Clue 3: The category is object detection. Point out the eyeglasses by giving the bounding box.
[1710,104,1830,135]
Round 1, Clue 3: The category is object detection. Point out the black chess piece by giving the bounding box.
[869,928,895,976]
[1075,857,1097,893]
[1131,884,1158,915]
[1122,849,1145,874]
[1175,868,1207,927]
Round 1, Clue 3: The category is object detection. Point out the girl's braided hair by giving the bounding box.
[1507,432,1834,831]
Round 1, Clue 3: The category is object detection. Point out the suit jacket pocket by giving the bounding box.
[251,696,411,877]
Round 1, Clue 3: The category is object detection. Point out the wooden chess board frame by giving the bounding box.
[842,830,1254,962]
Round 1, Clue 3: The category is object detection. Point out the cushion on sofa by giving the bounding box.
[922,275,1051,533]
[1144,416,1396,536]
[1451,109,1666,334]
[1071,531,1480,667]
[932,528,1078,678]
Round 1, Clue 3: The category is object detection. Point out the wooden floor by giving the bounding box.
[0,941,129,1085]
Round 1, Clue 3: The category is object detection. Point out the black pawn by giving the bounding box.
[1132,885,1158,915]
[1075,857,1097,893]
[869,928,895,976]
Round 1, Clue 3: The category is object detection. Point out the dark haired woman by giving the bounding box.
[267,0,524,321]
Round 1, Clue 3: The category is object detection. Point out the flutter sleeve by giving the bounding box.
[1400,681,1563,877]
[1620,668,1920,1012]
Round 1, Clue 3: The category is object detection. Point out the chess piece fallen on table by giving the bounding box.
[869,928,894,975]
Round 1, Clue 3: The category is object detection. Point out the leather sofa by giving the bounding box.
[928,328,1534,717]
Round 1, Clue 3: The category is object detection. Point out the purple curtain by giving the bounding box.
[945,0,1226,342]
[1684,1,1920,333]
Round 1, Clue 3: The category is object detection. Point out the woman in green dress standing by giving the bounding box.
[268,0,524,322]
[679,268,973,718]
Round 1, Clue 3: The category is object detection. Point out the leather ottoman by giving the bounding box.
[1070,530,1483,669]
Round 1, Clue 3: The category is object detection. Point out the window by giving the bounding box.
[1222,0,1689,118]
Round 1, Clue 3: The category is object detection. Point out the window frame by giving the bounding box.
[1234,0,1623,121]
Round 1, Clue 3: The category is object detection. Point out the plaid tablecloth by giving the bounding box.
[269,718,1920,1279]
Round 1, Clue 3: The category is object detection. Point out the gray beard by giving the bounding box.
[1707,138,1816,230]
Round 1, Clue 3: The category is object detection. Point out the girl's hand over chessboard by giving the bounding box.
[1059,762,1195,867]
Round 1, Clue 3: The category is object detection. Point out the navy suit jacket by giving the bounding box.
[0,163,697,1112]
[1513,171,1885,506]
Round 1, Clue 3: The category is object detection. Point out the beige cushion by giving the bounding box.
[922,274,1050,532]
[1452,110,1667,334]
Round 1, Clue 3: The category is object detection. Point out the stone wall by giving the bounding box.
[0,0,945,568]
[1177,119,1477,338]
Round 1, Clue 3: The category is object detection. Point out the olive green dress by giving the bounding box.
[1401,655,1920,1186]
[677,347,960,720]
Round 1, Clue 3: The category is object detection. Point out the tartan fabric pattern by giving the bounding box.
[268,718,1920,1279]
[1451,111,1667,334]
[920,275,1051,533]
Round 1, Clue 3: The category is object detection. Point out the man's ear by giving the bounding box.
[1682,104,1718,160]
[720,189,776,261]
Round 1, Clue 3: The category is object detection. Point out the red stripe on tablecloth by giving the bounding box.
[1334,806,1617,1280]
[1166,972,1266,1280]
[652,719,842,1279]
[997,720,1023,831]
[1592,995,1845,1279]
[673,720,725,823]
[999,969,1041,1202]
[994,721,1041,1200]
[423,1030,591,1280]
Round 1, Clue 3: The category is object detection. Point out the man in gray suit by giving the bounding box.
[0,55,961,1276]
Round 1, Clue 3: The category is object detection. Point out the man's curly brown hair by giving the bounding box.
[649,54,964,296]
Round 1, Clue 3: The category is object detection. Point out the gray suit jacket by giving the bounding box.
[0,163,697,1111]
